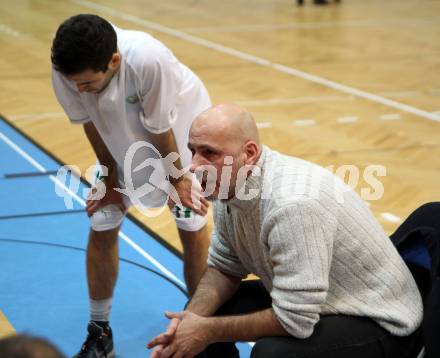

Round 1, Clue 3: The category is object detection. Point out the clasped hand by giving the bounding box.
[147,311,211,358]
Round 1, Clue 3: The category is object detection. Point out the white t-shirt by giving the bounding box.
[52,25,211,206]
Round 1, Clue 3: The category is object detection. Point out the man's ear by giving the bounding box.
[108,52,121,70]
[243,141,260,165]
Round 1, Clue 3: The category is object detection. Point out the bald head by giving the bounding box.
[189,104,262,200]
[192,103,260,149]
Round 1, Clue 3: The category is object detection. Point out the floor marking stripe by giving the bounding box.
[337,116,358,124]
[381,213,402,223]
[293,119,315,126]
[182,18,440,33]
[5,170,59,178]
[236,95,354,107]
[0,23,24,38]
[380,114,401,121]
[256,122,273,129]
[0,209,85,221]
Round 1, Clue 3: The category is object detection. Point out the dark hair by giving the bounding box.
[0,334,65,358]
[51,14,117,75]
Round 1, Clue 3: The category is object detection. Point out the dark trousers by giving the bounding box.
[195,203,440,358]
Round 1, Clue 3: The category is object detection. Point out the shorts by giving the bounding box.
[89,165,207,232]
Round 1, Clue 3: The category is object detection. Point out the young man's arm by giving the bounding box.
[83,122,115,173]
[83,122,124,214]
[149,129,208,216]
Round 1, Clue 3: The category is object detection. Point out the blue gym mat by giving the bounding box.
[0,116,252,357]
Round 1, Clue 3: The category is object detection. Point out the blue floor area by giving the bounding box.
[0,117,252,357]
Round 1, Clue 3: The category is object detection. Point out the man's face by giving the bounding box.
[188,123,244,201]
[67,67,114,94]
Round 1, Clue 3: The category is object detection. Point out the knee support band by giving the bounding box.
[90,204,126,232]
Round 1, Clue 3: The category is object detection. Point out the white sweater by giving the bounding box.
[208,147,423,338]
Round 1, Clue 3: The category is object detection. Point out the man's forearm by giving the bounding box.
[150,129,183,182]
[186,267,241,317]
[206,308,289,343]
[83,122,118,186]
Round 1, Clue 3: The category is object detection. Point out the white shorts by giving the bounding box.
[89,166,207,232]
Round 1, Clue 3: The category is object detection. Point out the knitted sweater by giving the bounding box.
[208,146,423,338]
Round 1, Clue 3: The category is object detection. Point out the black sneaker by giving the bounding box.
[73,322,115,358]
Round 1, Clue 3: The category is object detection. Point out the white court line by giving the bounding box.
[381,213,402,223]
[236,95,354,107]
[294,119,315,126]
[0,23,24,38]
[0,130,185,289]
[184,21,378,33]
[235,91,422,107]
[183,18,440,33]
[337,116,358,124]
[256,122,273,129]
[0,132,47,172]
[6,91,425,124]
[72,0,440,123]
[380,114,401,121]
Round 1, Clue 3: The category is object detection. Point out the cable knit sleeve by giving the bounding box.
[208,204,250,279]
[264,200,337,338]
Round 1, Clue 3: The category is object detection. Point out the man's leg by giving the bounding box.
[196,280,422,358]
[251,315,421,358]
[391,202,440,242]
[171,204,210,296]
[74,204,125,358]
[390,202,440,357]
[196,280,272,358]
[87,226,120,318]
[178,225,210,296]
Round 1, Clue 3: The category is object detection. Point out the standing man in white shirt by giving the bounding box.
[51,14,211,358]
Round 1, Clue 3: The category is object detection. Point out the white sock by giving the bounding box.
[90,297,112,322]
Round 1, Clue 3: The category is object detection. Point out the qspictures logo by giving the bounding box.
[54,141,387,217]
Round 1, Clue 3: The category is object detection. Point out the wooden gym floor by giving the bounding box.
[0,0,439,252]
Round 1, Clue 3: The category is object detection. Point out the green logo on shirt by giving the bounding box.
[126,94,139,104]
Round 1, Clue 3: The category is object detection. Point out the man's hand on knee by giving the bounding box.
[86,186,126,217]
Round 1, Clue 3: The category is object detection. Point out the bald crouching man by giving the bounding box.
[148,104,423,358]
